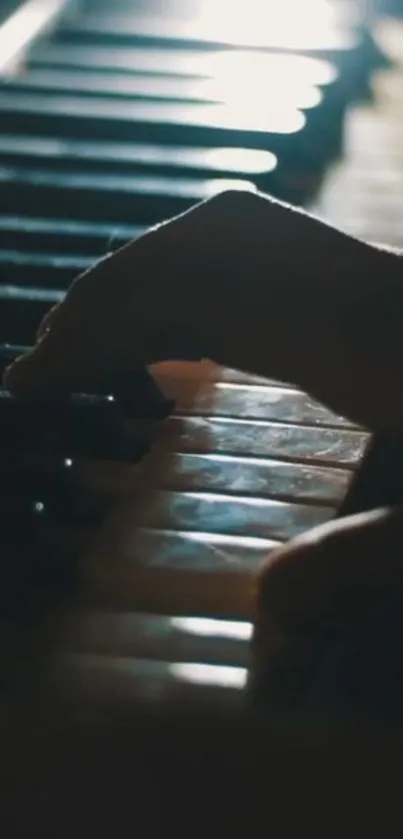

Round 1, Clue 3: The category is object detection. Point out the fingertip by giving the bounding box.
[3,352,34,391]
[2,337,54,392]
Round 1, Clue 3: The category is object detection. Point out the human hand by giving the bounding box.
[4,189,403,432]
[249,506,403,717]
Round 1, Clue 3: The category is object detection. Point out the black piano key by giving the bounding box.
[0,215,143,256]
[0,165,256,226]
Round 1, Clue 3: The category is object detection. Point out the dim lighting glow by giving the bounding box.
[171,616,253,641]
[170,662,247,689]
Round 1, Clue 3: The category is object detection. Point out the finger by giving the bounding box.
[35,303,62,341]
[3,250,136,393]
[3,329,77,393]
[2,300,66,390]
[256,506,403,633]
[250,506,403,715]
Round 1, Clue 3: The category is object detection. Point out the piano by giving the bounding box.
[1,1,403,833]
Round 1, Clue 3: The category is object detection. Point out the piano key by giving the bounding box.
[0,249,92,288]
[51,15,381,106]
[35,652,247,714]
[175,381,357,429]
[6,67,323,111]
[0,89,306,153]
[53,609,252,667]
[116,526,280,571]
[76,452,351,506]
[168,416,367,467]
[152,368,358,431]
[83,488,341,620]
[0,285,61,343]
[30,42,338,87]
[0,134,278,181]
[5,71,336,173]
[134,361,354,429]
[131,490,332,541]
[84,527,281,617]
[73,389,353,620]
[0,215,144,255]
[0,165,257,225]
[154,360,362,433]
[219,368,295,386]
[57,10,358,54]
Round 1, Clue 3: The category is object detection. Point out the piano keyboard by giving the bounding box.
[0,0,397,726]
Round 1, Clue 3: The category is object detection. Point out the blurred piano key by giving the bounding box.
[0,134,278,188]
[0,165,257,225]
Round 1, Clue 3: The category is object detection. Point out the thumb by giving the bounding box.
[249,507,403,715]
[256,506,403,632]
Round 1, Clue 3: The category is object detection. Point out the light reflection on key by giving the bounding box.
[170,661,247,689]
[170,616,253,641]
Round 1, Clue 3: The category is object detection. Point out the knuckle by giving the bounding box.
[209,186,258,214]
